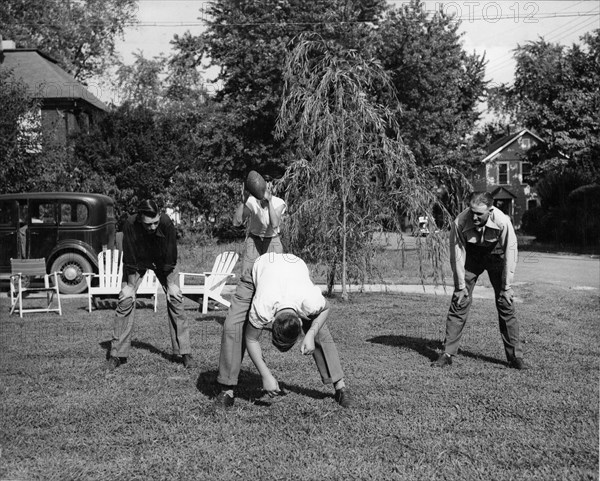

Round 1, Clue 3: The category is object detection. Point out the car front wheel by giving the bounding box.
[50,253,93,294]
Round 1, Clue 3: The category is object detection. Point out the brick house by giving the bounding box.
[472,128,543,229]
[0,39,107,146]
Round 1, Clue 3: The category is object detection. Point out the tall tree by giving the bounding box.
[1,0,137,80]
[489,30,600,184]
[0,69,42,193]
[373,0,487,170]
[277,34,450,298]
[169,0,387,178]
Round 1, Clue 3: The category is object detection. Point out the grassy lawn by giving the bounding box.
[1,272,598,480]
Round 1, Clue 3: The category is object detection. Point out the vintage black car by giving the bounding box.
[0,192,117,294]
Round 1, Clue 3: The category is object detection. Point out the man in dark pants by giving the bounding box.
[432,191,528,370]
[107,200,196,371]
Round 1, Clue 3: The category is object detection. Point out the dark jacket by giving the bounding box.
[122,213,178,282]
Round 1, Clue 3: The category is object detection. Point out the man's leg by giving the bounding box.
[216,277,254,386]
[217,236,259,390]
[162,280,192,358]
[442,269,479,357]
[487,262,523,363]
[306,322,352,407]
[306,322,344,385]
[110,272,143,365]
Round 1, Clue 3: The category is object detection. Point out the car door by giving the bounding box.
[0,200,19,276]
[28,199,58,259]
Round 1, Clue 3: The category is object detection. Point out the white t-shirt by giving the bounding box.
[245,195,286,238]
[248,253,327,329]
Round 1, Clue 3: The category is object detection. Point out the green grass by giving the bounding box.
[1,278,598,480]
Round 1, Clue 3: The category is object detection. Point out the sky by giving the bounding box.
[103,0,599,106]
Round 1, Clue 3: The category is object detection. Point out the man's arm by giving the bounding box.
[499,217,518,304]
[449,218,469,306]
[233,190,251,227]
[300,305,330,355]
[263,188,285,230]
[245,323,280,396]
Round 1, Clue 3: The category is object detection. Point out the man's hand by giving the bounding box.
[452,287,470,307]
[166,282,183,302]
[263,183,273,202]
[118,284,136,302]
[498,288,514,305]
[263,372,281,397]
[300,336,315,356]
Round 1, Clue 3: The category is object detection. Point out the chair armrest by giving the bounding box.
[203,272,236,278]
[179,272,207,277]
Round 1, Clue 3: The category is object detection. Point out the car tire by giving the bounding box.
[51,253,93,294]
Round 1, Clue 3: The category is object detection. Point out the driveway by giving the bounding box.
[374,231,600,294]
[515,251,599,290]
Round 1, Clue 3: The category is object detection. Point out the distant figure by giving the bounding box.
[432,191,528,370]
[107,199,196,371]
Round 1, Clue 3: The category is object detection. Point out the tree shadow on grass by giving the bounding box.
[367,335,507,366]
[196,369,330,406]
[367,335,442,362]
[188,313,226,325]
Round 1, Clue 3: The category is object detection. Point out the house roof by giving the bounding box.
[490,186,517,200]
[482,128,544,163]
[0,49,107,111]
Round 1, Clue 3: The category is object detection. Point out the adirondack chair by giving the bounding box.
[84,249,159,312]
[9,258,62,318]
[179,251,239,314]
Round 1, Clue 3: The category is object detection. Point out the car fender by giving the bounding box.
[47,240,98,271]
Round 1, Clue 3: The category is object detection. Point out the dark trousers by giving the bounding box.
[111,271,191,358]
[444,253,522,361]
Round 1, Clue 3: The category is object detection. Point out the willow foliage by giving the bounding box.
[276,34,456,298]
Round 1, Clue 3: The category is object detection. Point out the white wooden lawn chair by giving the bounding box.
[9,258,62,318]
[84,249,159,312]
[179,251,239,314]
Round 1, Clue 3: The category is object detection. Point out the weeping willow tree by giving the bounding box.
[276,34,463,299]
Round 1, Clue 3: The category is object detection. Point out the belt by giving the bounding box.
[249,233,279,241]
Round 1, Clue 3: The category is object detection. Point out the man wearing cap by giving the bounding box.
[432,191,528,370]
[107,199,196,371]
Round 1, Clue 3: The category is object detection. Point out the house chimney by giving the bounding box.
[0,36,17,62]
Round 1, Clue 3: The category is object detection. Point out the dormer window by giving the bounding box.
[519,137,531,150]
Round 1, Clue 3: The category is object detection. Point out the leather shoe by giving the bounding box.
[182,354,197,369]
[215,390,235,408]
[431,353,453,368]
[107,356,121,371]
[334,388,353,408]
[508,358,529,370]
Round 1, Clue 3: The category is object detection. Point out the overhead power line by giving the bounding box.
[129,10,598,27]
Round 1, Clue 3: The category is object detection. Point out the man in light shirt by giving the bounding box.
[215,176,287,407]
[432,191,528,370]
[219,252,353,408]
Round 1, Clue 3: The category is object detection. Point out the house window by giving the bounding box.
[498,162,509,185]
[520,137,531,150]
[521,162,532,184]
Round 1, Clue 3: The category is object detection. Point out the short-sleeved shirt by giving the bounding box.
[249,253,327,329]
[245,195,286,238]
